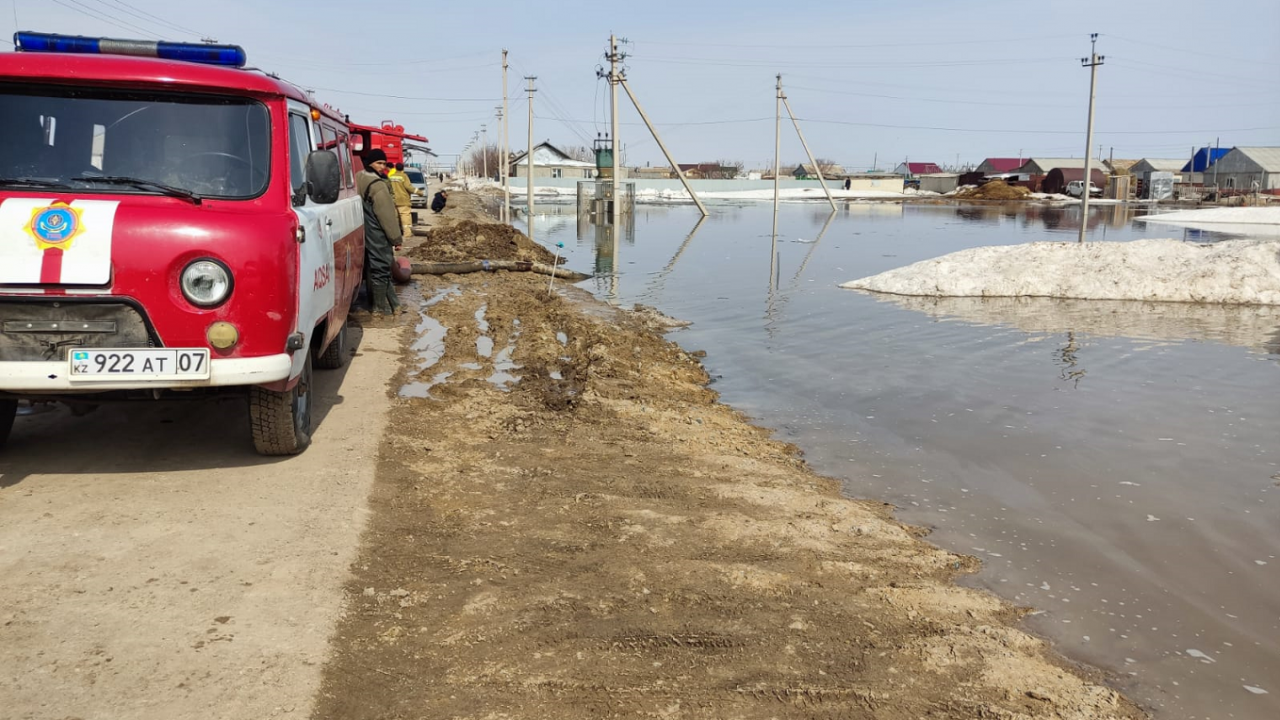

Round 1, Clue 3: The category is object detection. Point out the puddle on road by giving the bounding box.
[398,286,459,399]
[487,321,522,390]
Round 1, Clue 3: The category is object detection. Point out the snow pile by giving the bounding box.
[840,239,1280,305]
[1137,207,1280,226]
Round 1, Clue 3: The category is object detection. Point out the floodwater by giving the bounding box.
[521,199,1280,720]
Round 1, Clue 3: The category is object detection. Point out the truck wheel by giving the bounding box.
[313,322,349,370]
[0,399,16,450]
[249,356,313,456]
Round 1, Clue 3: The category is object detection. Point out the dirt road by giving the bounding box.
[0,325,401,720]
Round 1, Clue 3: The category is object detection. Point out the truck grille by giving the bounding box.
[0,301,155,361]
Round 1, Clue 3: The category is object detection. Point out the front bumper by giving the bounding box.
[0,353,293,392]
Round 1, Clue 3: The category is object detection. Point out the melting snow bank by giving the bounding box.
[840,238,1280,305]
[1137,207,1280,226]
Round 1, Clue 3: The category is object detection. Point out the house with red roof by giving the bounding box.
[975,158,1025,175]
[893,161,944,178]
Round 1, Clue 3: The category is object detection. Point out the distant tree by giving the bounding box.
[465,144,502,180]
[715,159,745,178]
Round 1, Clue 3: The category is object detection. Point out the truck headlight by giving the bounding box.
[181,259,232,307]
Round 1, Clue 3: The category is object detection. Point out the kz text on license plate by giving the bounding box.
[69,349,211,380]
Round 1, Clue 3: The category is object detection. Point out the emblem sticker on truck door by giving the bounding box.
[0,198,120,285]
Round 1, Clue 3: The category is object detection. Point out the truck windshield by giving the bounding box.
[0,86,270,200]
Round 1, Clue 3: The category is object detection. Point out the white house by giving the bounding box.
[509,142,597,179]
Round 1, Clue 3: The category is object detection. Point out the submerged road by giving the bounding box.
[0,324,399,720]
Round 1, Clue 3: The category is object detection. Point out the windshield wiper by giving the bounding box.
[79,176,203,205]
[0,177,73,190]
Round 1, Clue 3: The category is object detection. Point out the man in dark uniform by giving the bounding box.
[431,189,448,214]
[355,149,403,315]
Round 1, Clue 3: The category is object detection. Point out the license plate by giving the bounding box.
[69,349,211,380]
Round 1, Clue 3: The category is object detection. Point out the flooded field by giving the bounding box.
[523,200,1280,720]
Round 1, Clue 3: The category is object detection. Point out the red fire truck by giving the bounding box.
[0,32,379,455]
[349,121,427,168]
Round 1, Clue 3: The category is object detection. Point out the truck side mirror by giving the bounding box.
[305,150,341,204]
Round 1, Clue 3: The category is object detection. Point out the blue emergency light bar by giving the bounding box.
[13,31,247,68]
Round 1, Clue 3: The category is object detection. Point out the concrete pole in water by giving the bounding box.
[502,50,510,223]
[619,79,707,217]
[609,34,621,229]
[526,76,536,238]
[773,74,781,237]
[782,92,837,212]
[1079,34,1103,244]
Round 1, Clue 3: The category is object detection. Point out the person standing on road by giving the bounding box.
[431,189,448,214]
[356,149,403,316]
[388,162,422,237]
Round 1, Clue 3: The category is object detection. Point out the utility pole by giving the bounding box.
[525,76,536,229]
[773,74,781,234]
[1212,136,1220,192]
[608,34,621,229]
[481,124,488,181]
[501,50,510,223]
[779,77,837,212]
[1078,33,1103,244]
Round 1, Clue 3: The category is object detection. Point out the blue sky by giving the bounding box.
[6,0,1279,170]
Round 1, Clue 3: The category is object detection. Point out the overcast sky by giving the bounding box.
[6,0,1279,170]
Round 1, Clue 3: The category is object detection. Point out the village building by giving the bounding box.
[1205,147,1280,193]
[508,141,598,179]
[677,163,738,180]
[841,173,906,193]
[1129,158,1188,182]
[893,161,943,178]
[1182,147,1230,173]
[792,162,845,180]
[974,158,1024,176]
[918,173,960,194]
[631,166,674,180]
[1015,158,1091,175]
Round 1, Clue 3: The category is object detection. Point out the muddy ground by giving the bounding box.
[311,194,1146,719]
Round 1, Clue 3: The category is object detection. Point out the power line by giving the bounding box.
[1107,56,1277,90]
[1103,33,1280,68]
[632,33,1080,50]
[637,55,1078,70]
[303,86,499,102]
[786,82,1279,111]
[86,0,200,39]
[795,116,1280,135]
[787,84,1074,109]
[50,0,163,39]
[98,0,204,37]
[536,114,771,128]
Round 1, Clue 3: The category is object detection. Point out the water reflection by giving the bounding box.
[860,293,1280,361]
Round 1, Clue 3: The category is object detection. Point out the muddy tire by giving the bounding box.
[313,322,349,370]
[0,399,16,450]
[249,356,313,456]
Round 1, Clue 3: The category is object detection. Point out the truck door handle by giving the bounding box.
[324,218,333,227]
